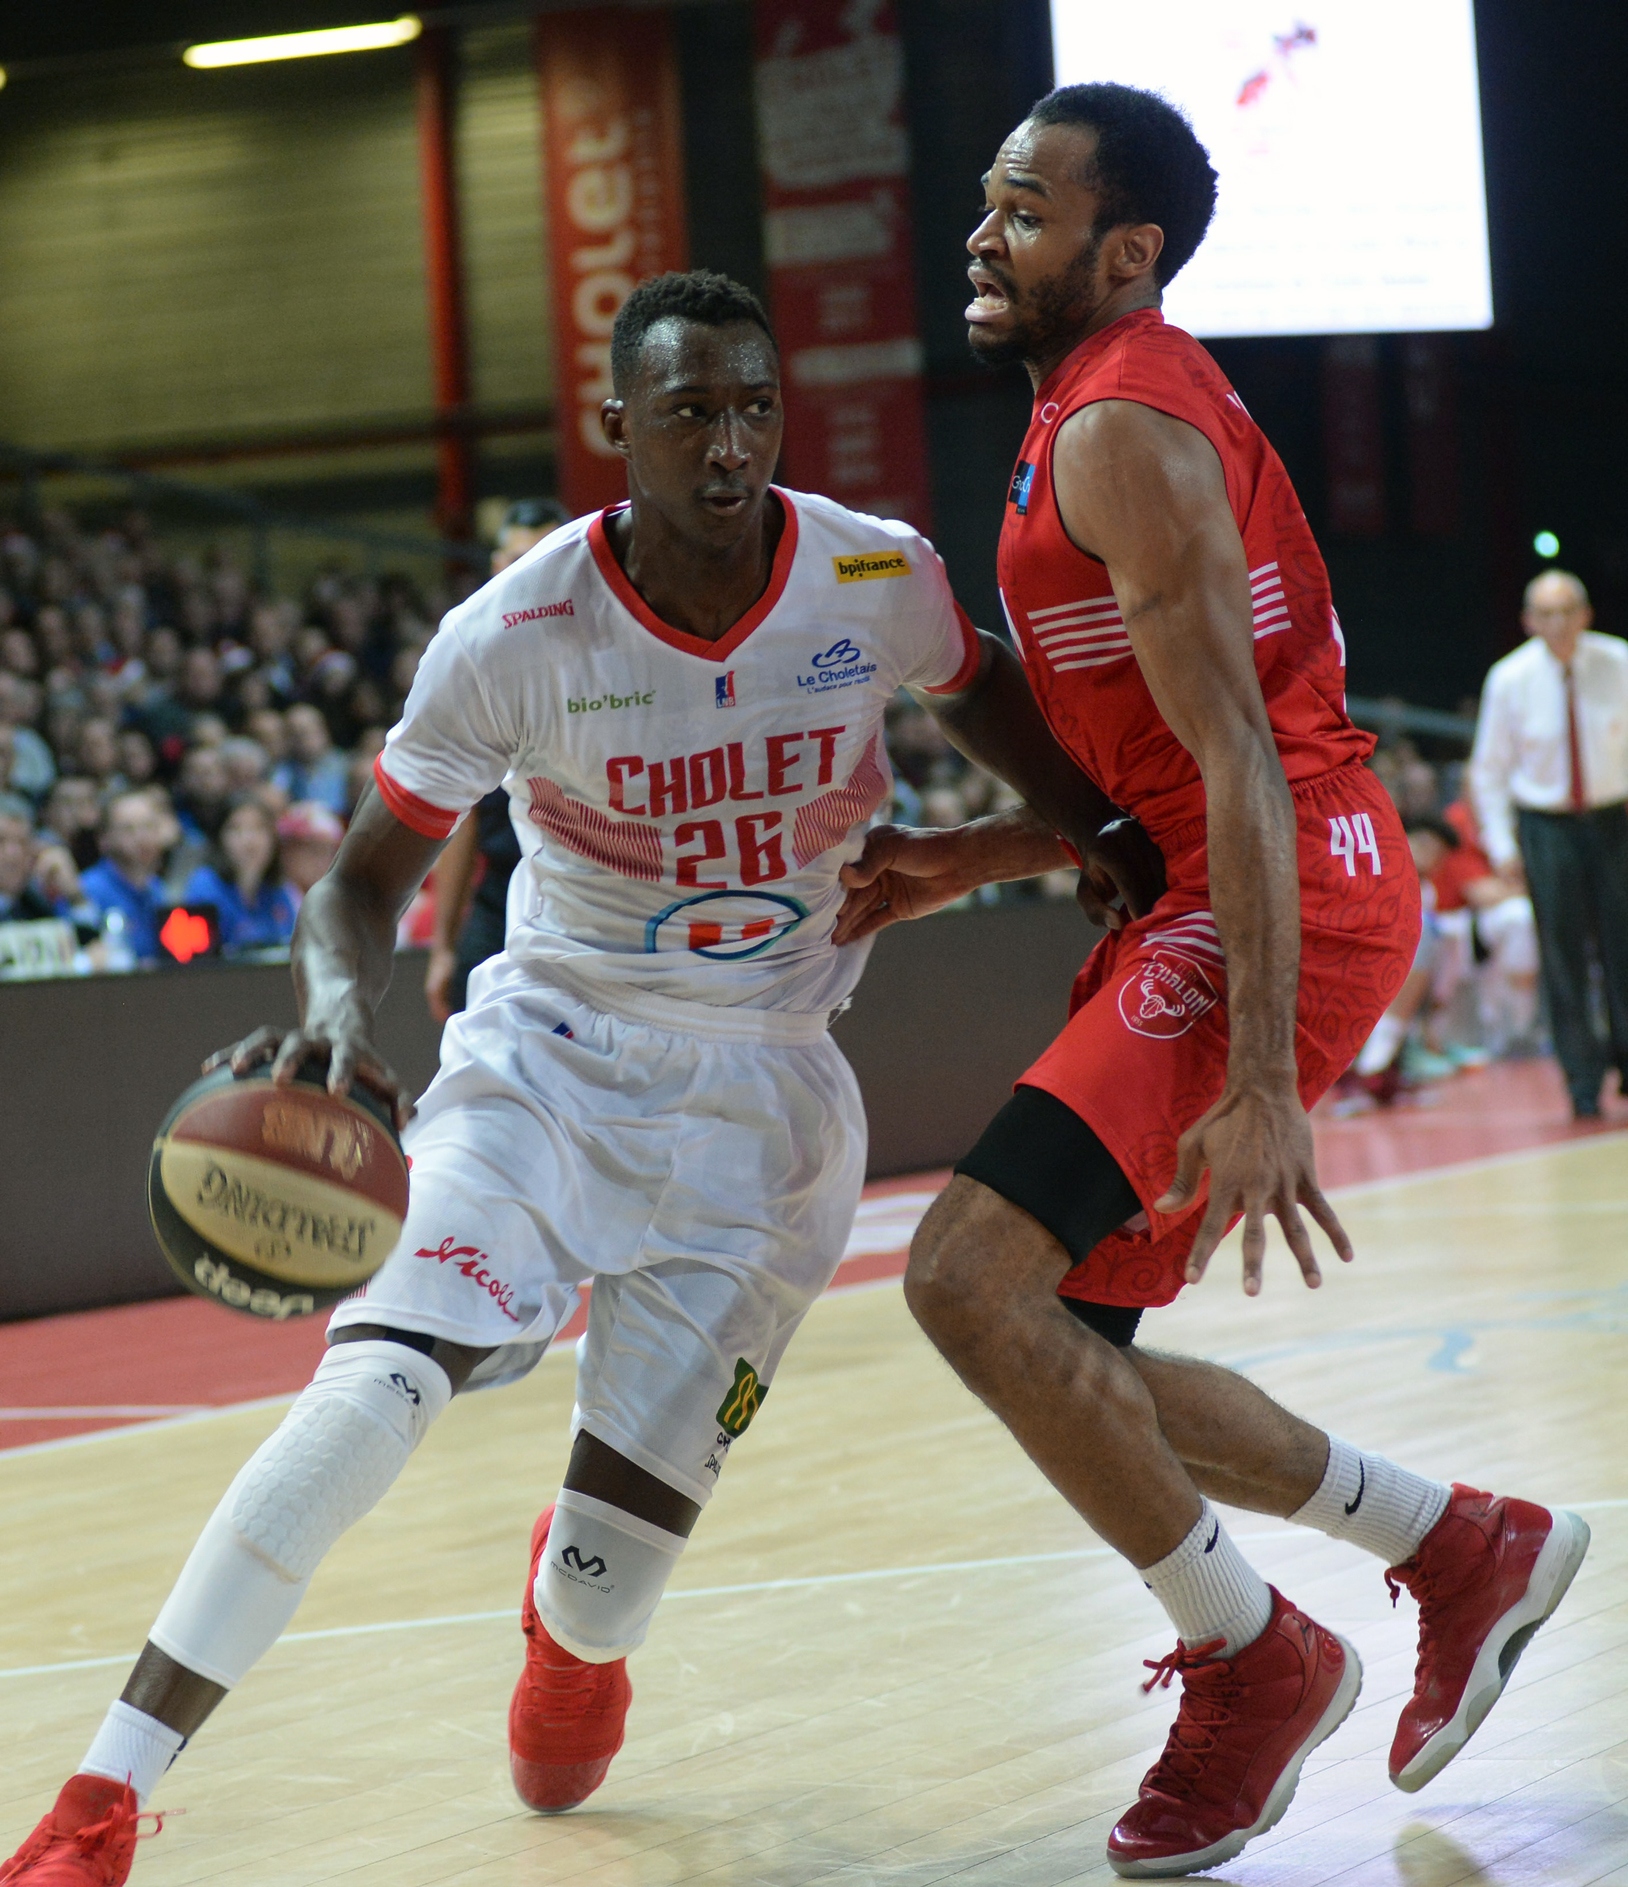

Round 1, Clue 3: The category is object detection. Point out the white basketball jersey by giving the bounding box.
[376,489,979,1022]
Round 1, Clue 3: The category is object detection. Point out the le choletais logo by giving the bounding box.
[832,551,911,583]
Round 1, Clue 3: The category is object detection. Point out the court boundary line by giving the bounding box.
[4,1502,1623,1686]
[3,1129,1621,1464]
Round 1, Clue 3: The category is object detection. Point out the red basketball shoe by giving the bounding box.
[1386,1486,1590,1792]
[1107,1589,1360,1878]
[0,1776,159,1885]
[509,1504,632,1813]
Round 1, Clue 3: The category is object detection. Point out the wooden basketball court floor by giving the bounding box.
[2,1076,1625,1884]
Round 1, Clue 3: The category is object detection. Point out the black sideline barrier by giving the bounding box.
[0,899,1098,1322]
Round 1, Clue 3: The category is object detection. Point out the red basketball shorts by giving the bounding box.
[1021,762,1421,1309]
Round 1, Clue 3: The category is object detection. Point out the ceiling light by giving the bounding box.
[183,16,421,69]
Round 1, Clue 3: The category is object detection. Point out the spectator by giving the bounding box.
[490,497,570,574]
[247,599,298,704]
[273,704,350,815]
[1426,800,1540,1056]
[75,717,124,794]
[219,736,271,796]
[276,801,343,905]
[42,776,102,869]
[0,795,56,922]
[180,646,227,717]
[0,671,56,801]
[174,743,231,846]
[117,728,157,788]
[246,708,289,766]
[80,789,170,964]
[32,839,91,927]
[184,797,296,953]
[1470,570,1628,1117]
[1,627,39,678]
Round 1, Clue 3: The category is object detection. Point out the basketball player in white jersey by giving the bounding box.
[3,272,1161,1884]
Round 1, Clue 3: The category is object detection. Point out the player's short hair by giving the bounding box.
[610,270,778,394]
[502,498,570,533]
[1027,83,1218,286]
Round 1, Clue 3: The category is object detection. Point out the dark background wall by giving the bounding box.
[2,0,1626,698]
[0,902,1097,1322]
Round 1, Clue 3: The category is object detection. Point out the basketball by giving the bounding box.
[148,1064,409,1320]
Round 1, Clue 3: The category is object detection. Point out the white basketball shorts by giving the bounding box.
[327,959,867,1505]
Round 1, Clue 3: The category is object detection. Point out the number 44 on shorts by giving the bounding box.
[1330,811,1383,877]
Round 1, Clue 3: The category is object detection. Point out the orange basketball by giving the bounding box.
[148,1063,409,1319]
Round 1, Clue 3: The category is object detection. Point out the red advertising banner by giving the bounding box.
[753,0,932,532]
[536,8,689,516]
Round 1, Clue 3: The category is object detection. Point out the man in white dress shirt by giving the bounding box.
[1470,570,1628,1117]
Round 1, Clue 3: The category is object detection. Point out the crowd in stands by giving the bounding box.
[0,505,462,967]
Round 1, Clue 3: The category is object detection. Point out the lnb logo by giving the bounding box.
[568,690,655,713]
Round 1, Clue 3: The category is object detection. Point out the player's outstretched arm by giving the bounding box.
[929,632,1167,919]
[835,804,1072,943]
[210,783,447,1129]
[1051,397,1351,1294]
[836,634,1167,942]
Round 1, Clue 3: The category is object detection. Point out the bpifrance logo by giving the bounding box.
[1118,949,1220,1040]
[715,670,737,708]
[832,552,910,583]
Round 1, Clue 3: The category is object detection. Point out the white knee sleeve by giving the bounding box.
[149,1341,451,1689]
[533,1489,686,1664]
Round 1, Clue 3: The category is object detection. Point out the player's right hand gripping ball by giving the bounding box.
[148,1063,409,1319]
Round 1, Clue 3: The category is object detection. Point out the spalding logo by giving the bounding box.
[260,1099,371,1180]
[1118,950,1219,1040]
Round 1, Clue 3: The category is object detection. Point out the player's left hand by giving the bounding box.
[1155,1080,1352,1295]
[1077,815,1166,931]
[834,824,987,944]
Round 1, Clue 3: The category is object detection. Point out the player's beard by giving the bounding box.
[967,231,1105,373]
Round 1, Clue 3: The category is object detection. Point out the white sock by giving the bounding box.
[80,1701,184,1807]
[1141,1501,1274,1658]
[1355,1012,1406,1075]
[1291,1436,1450,1567]
[535,1489,687,1663]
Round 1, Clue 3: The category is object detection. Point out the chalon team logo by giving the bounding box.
[1118,946,1221,1040]
[645,889,807,960]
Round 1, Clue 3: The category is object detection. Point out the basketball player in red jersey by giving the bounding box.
[838,86,1590,1877]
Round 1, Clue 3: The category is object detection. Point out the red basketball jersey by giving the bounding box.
[996,308,1373,850]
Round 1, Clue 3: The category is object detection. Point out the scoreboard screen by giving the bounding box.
[1047,0,1494,337]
